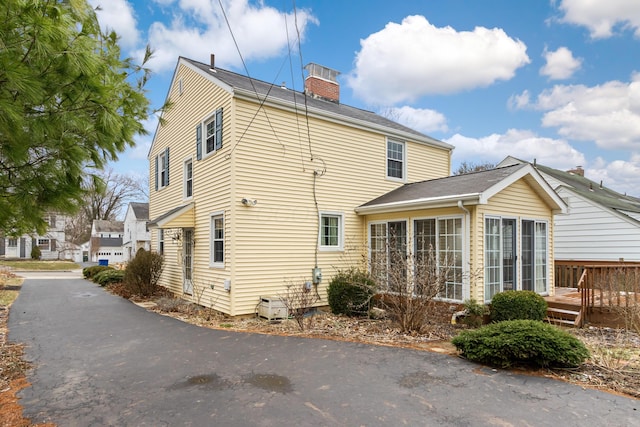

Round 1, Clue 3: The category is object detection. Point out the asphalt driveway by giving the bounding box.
[8,273,639,426]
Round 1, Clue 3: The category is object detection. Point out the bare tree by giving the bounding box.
[453,161,497,175]
[65,169,146,244]
[371,242,456,333]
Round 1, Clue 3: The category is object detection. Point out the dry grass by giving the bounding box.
[0,260,79,271]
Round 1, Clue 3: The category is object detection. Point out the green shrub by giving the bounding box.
[123,248,164,297]
[490,290,548,322]
[462,298,489,327]
[30,245,41,260]
[83,265,113,279]
[452,319,590,368]
[327,269,376,316]
[92,269,125,286]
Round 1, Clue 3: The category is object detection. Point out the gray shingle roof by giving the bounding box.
[130,202,149,220]
[93,220,124,233]
[534,164,640,214]
[182,57,452,149]
[359,164,528,208]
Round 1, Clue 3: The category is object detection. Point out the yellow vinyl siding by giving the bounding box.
[229,99,450,315]
[476,178,556,297]
[150,61,453,316]
[149,63,233,312]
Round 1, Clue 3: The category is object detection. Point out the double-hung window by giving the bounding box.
[386,139,405,180]
[37,239,50,250]
[319,212,343,251]
[184,158,193,199]
[210,213,224,267]
[158,229,164,255]
[155,148,170,190]
[197,108,223,160]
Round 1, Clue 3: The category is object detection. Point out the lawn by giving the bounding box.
[0,260,80,271]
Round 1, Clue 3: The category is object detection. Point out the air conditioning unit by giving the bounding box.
[258,297,288,320]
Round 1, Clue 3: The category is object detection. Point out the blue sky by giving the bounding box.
[91,0,640,197]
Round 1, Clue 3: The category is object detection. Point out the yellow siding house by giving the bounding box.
[148,56,566,316]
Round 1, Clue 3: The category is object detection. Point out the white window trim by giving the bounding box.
[386,138,406,182]
[202,111,219,159]
[210,211,225,268]
[318,211,344,252]
[521,217,550,296]
[158,229,164,255]
[158,151,169,189]
[183,157,193,200]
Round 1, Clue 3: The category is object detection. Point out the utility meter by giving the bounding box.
[312,267,322,284]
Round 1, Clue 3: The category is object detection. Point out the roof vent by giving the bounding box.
[304,63,340,103]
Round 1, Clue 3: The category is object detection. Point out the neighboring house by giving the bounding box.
[499,156,640,263]
[0,213,73,260]
[90,220,124,264]
[148,55,565,316]
[123,202,151,261]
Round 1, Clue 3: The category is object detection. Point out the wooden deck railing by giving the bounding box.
[555,261,640,323]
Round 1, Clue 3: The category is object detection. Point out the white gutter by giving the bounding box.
[355,193,481,215]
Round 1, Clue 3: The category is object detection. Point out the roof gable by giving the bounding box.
[498,157,640,215]
[356,164,566,214]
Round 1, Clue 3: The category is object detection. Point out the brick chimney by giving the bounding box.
[304,63,340,103]
[567,166,584,177]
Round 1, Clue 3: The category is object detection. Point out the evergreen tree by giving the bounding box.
[0,0,153,235]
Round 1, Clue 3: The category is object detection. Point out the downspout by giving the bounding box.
[457,200,471,302]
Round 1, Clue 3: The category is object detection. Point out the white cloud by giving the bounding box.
[530,75,640,150]
[586,155,640,197]
[540,47,582,80]
[559,0,640,38]
[508,90,531,110]
[88,0,140,49]
[347,15,530,105]
[135,0,318,73]
[380,106,448,134]
[446,129,585,171]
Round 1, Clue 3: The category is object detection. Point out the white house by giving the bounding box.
[89,220,124,264]
[122,202,150,261]
[0,213,73,260]
[499,156,640,262]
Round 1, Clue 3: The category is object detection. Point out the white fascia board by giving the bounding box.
[147,202,194,229]
[355,193,481,215]
[233,89,453,151]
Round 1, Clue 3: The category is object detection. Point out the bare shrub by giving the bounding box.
[155,297,196,314]
[278,282,320,331]
[604,267,640,333]
[123,248,164,297]
[371,242,456,333]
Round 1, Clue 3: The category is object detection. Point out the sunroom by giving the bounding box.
[355,163,567,304]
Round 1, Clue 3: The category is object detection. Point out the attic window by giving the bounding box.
[178,79,183,95]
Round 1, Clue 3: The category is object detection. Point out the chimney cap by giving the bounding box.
[304,63,340,83]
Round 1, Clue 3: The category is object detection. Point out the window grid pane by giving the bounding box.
[212,216,224,264]
[206,120,215,153]
[321,215,339,247]
[387,140,404,179]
